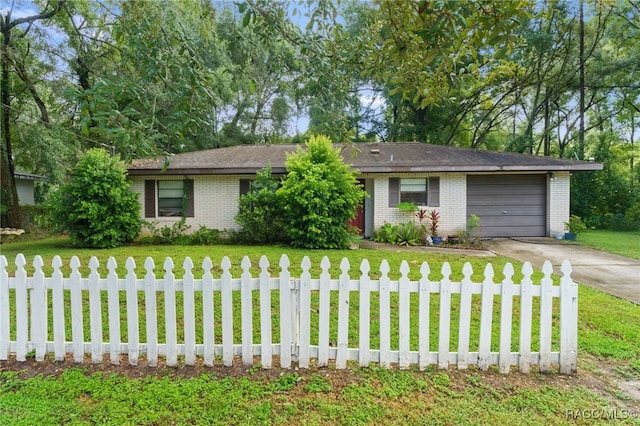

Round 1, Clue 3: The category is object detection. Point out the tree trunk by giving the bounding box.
[1,17,21,228]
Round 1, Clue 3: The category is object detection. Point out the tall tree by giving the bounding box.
[1,0,66,228]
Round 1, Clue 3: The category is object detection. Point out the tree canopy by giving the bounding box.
[1,0,638,230]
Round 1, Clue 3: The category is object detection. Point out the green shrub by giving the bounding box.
[373,222,398,244]
[394,222,425,246]
[373,222,425,246]
[190,226,221,245]
[46,149,141,248]
[235,165,287,244]
[140,218,191,245]
[277,136,367,249]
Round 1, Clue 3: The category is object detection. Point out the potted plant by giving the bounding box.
[427,209,442,244]
[564,214,586,240]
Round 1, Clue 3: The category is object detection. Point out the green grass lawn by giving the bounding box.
[1,235,639,425]
[577,229,640,259]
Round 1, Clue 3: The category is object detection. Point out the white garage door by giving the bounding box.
[467,175,547,237]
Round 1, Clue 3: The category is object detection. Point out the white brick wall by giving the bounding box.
[130,175,248,233]
[548,172,570,237]
[370,173,468,236]
[131,171,572,238]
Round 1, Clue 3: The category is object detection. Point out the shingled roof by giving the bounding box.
[128,142,603,175]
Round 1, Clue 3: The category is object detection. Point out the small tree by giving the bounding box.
[235,165,286,243]
[277,135,366,249]
[48,148,141,248]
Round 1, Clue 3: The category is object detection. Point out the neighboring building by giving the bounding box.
[14,171,48,206]
[127,142,602,238]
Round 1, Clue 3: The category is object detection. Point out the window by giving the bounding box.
[400,178,428,205]
[389,177,439,207]
[158,181,185,216]
[144,179,194,218]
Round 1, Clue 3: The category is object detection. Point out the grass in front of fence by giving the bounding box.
[0,365,615,425]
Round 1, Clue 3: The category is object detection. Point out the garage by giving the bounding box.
[467,175,547,237]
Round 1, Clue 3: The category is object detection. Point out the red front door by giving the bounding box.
[348,179,365,235]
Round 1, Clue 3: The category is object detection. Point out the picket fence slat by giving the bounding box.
[202,257,214,367]
[145,258,158,367]
[0,254,578,374]
[379,260,391,368]
[259,256,272,369]
[298,257,311,369]
[519,262,534,373]
[70,257,84,363]
[358,259,371,367]
[221,257,233,367]
[539,261,554,373]
[457,263,473,370]
[107,258,120,365]
[183,258,196,366]
[318,257,331,367]
[279,255,292,368]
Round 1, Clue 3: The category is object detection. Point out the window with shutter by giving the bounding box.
[389,177,440,207]
[155,179,194,217]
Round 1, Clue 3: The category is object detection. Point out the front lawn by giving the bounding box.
[577,229,640,259]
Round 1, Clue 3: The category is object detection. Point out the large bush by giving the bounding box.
[277,135,366,249]
[48,149,141,248]
[235,165,287,243]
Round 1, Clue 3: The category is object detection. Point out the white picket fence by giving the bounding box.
[0,254,578,374]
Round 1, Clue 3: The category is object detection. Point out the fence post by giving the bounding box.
[559,260,578,374]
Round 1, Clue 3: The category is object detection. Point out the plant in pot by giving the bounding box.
[427,209,442,244]
[564,214,586,240]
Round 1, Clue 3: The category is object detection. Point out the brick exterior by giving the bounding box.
[130,171,571,238]
[548,172,570,237]
[369,173,467,237]
[131,175,250,233]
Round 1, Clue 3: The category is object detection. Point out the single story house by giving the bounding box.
[127,142,603,238]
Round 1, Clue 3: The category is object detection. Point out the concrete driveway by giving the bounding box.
[484,238,640,305]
